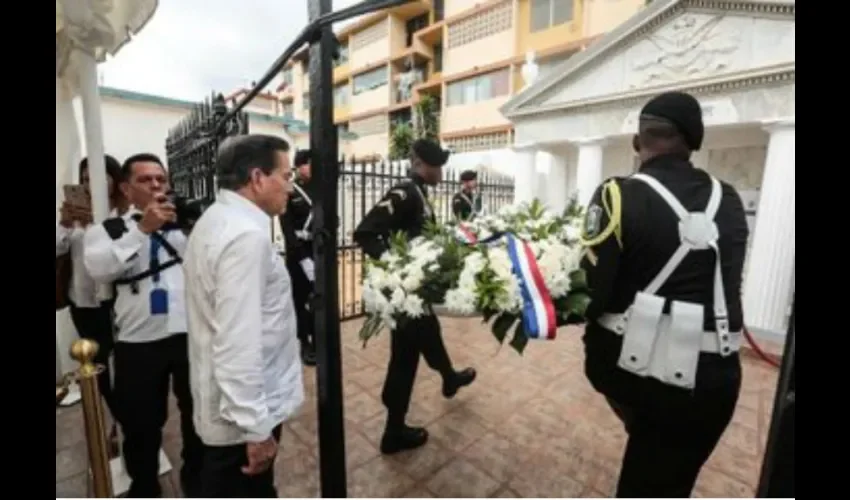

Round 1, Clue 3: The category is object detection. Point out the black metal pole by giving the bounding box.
[308,0,347,497]
[756,296,795,498]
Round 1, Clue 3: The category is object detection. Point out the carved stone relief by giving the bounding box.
[627,14,743,89]
[704,145,767,191]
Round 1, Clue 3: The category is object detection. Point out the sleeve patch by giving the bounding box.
[584,204,603,238]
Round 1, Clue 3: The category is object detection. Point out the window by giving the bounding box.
[352,67,388,95]
[281,68,293,86]
[334,84,350,107]
[445,69,510,107]
[433,43,443,73]
[282,102,294,118]
[447,1,512,48]
[406,14,429,47]
[531,0,574,33]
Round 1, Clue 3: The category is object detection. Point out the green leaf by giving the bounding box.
[491,313,517,344]
[509,327,529,354]
[565,292,591,317]
[569,269,588,291]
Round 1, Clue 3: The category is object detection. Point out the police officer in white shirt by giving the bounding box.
[183,135,304,498]
[83,153,203,498]
[56,155,126,447]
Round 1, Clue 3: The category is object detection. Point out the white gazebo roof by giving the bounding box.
[500,0,795,141]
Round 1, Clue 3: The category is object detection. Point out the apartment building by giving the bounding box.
[276,0,647,157]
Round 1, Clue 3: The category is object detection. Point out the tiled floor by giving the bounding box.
[56,318,780,498]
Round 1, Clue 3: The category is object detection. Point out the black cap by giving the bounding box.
[640,91,704,151]
[412,139,450,167]
[459,170,477,182]
[294,149,312,167]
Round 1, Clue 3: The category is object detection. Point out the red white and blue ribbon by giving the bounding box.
[454,224,478,245]
[505,234,557,340]
[451,225,557,339]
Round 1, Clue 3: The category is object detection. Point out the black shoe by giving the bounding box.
[442,368,477,398]
[301,342,316,366]
[380,425,429,455]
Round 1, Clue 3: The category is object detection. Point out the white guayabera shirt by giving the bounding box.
[183,189,304,446]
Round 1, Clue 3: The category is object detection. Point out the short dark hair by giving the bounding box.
[215,135,291,190]
[79,155,122,185]
[637,116,690,156]
[294,149,312,167]
[121,153,166,182]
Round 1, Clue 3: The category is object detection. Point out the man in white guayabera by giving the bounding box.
[183,134,304,498]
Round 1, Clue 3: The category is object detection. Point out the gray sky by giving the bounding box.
[100,0,362,101]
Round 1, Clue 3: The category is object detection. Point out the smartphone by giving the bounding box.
[63,184,91,210]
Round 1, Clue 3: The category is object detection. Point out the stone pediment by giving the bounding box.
[501,0,795,118]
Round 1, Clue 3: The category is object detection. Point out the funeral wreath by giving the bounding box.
[358,199,591,354]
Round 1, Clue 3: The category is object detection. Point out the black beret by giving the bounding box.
[459,170,477,182]
[640,91,704,151]
[412,139,450,167]
[294,149,312,167]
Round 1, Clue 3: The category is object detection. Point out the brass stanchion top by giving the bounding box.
[70,339,100,378]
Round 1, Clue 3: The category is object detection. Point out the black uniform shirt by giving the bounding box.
[354,174,435,260]
[278,178,313,264]
[581,154,749,387]
[452,190,476,221]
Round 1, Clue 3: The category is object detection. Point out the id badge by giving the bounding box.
[150,288,169,315]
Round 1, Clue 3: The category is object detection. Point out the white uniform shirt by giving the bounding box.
[184,190,304,445]
[83,208,188,342]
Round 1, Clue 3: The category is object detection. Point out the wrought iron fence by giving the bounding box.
[336,156,515,320]
[165,93,249,203]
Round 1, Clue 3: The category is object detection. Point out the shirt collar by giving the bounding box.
[217,189,271,230]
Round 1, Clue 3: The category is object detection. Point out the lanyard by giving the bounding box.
[150,234,163,284]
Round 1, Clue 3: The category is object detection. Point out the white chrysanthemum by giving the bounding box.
[401,293,425,318]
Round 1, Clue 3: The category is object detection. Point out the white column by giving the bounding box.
[742,118,795,340]
[574,137,606,207]
[540,149,570,213]
[76,49,111,224]
[512,144,538,204]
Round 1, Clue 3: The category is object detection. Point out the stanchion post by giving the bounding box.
[70,339,114,498]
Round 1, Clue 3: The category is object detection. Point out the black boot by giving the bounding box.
[301,340,316,366]
[442,368,477,398]
[380,423,429,454]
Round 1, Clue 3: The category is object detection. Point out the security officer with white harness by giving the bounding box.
[279,149,317,365]
[579,92,750,498]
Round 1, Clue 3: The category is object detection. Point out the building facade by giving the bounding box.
[276,0,647,158]
[501,0,795,342]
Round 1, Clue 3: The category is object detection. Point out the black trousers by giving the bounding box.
[584,326,742,498]
[68,301,117,418]
[286,259,314,345]
[382,314,453,427]
[113,334,204,498]
[199,424,283,498]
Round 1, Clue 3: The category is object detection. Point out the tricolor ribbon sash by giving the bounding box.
[505,234,557,340]
[455,224,478,245]
[452,224,558,340]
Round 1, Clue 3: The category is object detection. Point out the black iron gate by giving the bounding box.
[165,93,249,203]
[336,156,514,320]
